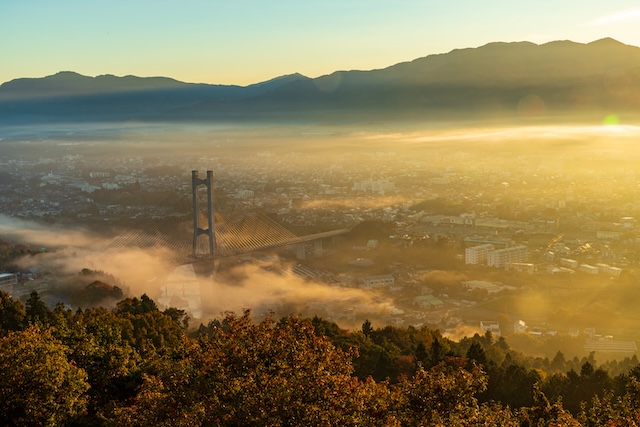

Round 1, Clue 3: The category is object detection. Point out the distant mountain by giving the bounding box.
[0,71,195,100]
[2,38,640,124]
[236,38,640,120]
[0,71,310,123]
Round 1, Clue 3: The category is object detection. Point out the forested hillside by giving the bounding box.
[1,290,640,426]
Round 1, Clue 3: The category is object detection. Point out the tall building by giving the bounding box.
[487,245,528,268]
[465,244,495,265]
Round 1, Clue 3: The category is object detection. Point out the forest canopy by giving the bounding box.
[1,290,639,426]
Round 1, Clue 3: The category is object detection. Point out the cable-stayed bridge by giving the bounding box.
[104,171,349,265]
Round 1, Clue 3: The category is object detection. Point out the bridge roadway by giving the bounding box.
[103,206,351,264]
[294,228,351,243]
[189,227,351,263]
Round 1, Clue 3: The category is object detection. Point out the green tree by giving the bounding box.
[25,290,50,325]
[466,341,488,368]
[163,307,190,330]
[0,325,89,426]
[550,350,566,372]
[566,362,613,414]
[362,319,373,338]
[115,293,158,315]
[0,290,26,334]
[428,336,445,368]
[414,341,428,367]
[484,363,541,408]
[69,307,142,419]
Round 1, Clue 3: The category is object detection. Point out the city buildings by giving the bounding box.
[465,244,495,265]
[487,246,528,268]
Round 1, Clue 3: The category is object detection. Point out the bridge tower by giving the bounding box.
[192,170,216,258]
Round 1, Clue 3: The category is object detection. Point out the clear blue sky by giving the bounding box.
[2,0,640,86]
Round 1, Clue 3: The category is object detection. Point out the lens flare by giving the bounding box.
[603,114,620,125]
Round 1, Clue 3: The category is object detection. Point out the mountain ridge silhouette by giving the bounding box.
[2,38,639,123]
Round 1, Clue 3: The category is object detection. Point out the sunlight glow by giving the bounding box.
[358,125,640,145]
[588,7,640,26]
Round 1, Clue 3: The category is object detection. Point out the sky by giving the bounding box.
[2,0,640,86]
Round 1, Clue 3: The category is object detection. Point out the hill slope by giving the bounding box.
[2,38,640,123]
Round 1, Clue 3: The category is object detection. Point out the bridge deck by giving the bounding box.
[104,209,351,264]
[295,229,351,242]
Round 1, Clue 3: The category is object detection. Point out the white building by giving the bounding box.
[236,189,255,199]
[597,230,622,240]
[480,321,501,337]
[607,266,623,277]
[89,171,110,178]
[465,244,495,265]
[352,178,395,195]
[579,264,599,275]
[621,217,634,229]
[487,245,528,268]
[413,294,444,310]
[359,274,394,289]
[595,263,623,277]
[560,258,579,269]
[463,280,505,294]
[514,320,527,334]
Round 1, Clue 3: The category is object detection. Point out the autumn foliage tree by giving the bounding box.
[113,310,396,426]
[3,291,640,426]
[0,325,89,427]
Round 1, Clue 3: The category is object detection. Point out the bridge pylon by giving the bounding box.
[192,170,216,258]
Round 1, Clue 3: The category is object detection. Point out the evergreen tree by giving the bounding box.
[550,350,566,372]
[362,319,373,338]
[0,291,26,334]
[25,290,50,325]
[429,337,445,368]
[466,341,488,367]
[415,341,428,367]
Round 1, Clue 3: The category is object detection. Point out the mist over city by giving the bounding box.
[4,117,640,347]
[5,1,640,425]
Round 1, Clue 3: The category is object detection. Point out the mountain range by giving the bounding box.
[2,38,640,124]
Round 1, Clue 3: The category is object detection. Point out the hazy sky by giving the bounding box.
[3,0,640,86]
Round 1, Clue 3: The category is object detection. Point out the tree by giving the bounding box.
[163,307,190,330]
[415,341,428,367]
[484,363,541,408]
[466,341,488,368]
[580,378,640,426]
[550,350,566,372]
[392,357,488,426]
[113,310,394,426]
[428,337,445,368]
[353,338,403,382]
[25,290,50,325]
[115,294,158,316]
[517,386,581,427]
[495,336,510,351]
[362,319,373,338]
[0,325,89,426]
[0,290,26,334]
[68,307,143,418]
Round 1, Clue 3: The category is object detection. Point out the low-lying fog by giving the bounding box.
[2,119,640,339]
